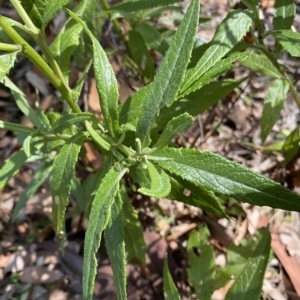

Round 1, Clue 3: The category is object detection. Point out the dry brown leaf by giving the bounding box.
[167,223,197,241]
[0,254,11,268]
[5,250,27,273]
[272,232,300,296]
[263,280,287,300]
[212,280,234,300]
[279,223,300,262]
[260,0,275,8]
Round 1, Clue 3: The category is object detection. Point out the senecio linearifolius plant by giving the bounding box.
[1,0,300,299]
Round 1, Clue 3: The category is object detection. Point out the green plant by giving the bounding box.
[1,0,300,299]
[163,225,271,300]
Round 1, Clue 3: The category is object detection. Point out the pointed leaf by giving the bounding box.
[1,77,44,129]
[119,83,151,127]
[50,134,84,239]
[271,30,300,57]
[18,0,45,28]
[239,52,282,78]
[0,52,18,81]
[12,160,53,222]
[163,257,181,300]
[187,226,215,299]
[121,187,146,266]
[0,150,28,189]
[136,0,200,146]
[214,238,257,290]
[128,30,155,79]
[153,113,194,150]
[42,0,71,29]
[66,9,119,137]
[0,121,36,135]
[53,112,97,133]
[50,23,83,80]
[136,22,169,55]
[23,135,32,158]
[110,0,183,13]
[152,147,300,212]
[273,0,295,30]
[104,192,126,300]
[181,10,253,95]
[241,0,259,10]
[261,78,289,142]
[283,126,300,166]
[83,165,128,300]
[167,176,226,217]
[132,162,171,198]
[157,78,244,129]
[179,51,251,96]
[225,228,271,300]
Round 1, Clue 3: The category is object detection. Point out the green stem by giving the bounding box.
[43,133,74,141]
[9,0,75,109]
[0,16,82,114]
[258,45,300,108]
[99,132,135,156]
[85,121,111,151]
[10,0,39,35]
[0,42,20,52]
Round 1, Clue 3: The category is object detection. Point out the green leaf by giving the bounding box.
[20,0,46,28]
[138,162,171,198]
[157,78,244,129]
[1,76,44,129]
[50,134,84,240]
[239,52,282,78]
[66,9,119,138]
[119,83,151,127]
[163,257,181,300]
[136,23,169,55]
[42,0,71,29]
[273,0,295,30]
[225,227,271,300]
[241,0,259,10]
[145,5,182,20]
[136,0,200,146]
[152,147,300,212]
[83,164,127,300]
[181,10,253,95]
[0,150,28,189]
[50,23,83,80]
[179,51,251,97]
[12,160,53,222]
[283,126,300,166]
[128,30,155,79]
[131,162,171,198]
[261,78,289,142]
[153,113,194,150]
[167,176,226,217]
[121,187,146,266]
[110,0,183,13]
[0,120,36,135]
[53,112,97,133]
[75,0,96,36]
[0,52,18,81]
[187,226,215,299]
[271,30,300,57]
[214,238,257,290]
[23,135,32,158]
[104,192,126,300]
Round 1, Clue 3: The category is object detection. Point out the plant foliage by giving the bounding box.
[0,0,299,299]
